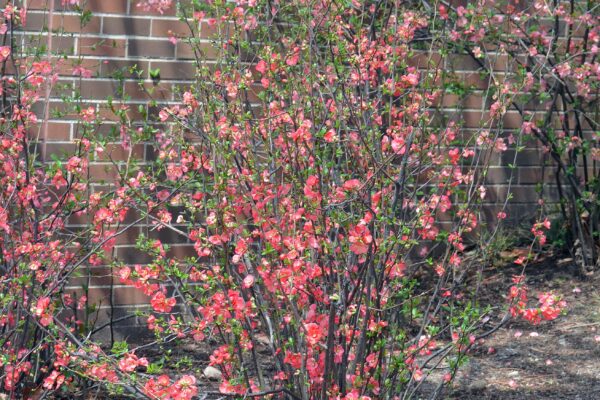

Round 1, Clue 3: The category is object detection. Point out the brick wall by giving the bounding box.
[23,0,200,334]
[19,0,595,335]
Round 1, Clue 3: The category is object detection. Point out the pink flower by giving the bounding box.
[118,353,148,372]
[343,179,361,191]
[33,297,50,317]
[0,207,9,233]
[117,267,131,283]
[242,275,255,288]
[150,291,176,313]
[514,256,526,265]
[170,375,198,400]
[304,323,323,346]
[490,101,503,117]
[401,72,419,86]
[159,109,170,122]
[43,371,65,390]
[137,0,173,14]
[324,129,338,142]
[478,186,486,199]
[72,65,92,78]
[81,106,96,123]
[145,375,171,398]
[284,351,302,369]
[348,223,373,255]
[0,46,11,61]
[256,60,268,74]
[66,156,86,174]
[413,369,424,381]
[286,47,300,66]
[494,138,507,152]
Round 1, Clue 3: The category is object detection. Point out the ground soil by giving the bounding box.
[442,253,600,399]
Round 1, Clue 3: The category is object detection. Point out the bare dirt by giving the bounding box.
[445,255,600,400]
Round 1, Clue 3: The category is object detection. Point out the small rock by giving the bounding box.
[203,366,222,381]
[557,258,573,267]
[468,380,487,392]
[497,347,518,360]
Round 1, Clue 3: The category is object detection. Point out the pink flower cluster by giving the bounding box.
[137,0,173,14]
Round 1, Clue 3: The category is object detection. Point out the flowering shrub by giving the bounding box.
[0,1,160,397]
[0,0,592,399]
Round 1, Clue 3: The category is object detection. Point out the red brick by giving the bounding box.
[99,59,150,78]
[501,149,547,166]
[484,167,514,185]
[43,142,78,157]
[87,286,150,307]
[55,58,100,77]
[78,79,124,99]
[166,244,196,260]
[31,101,78,121]
[27,0,64,10]
[447,111,523,129]
[518,167,555,184]
[96,103,149,122]
[29,122,72,141]
[123,81,173,101]
[95,143,146,162]
[148,227,189,244]
[128,39,175,58]
[88,164,122,182]
[103,16,151,36]
[151,19,194,37]
[176,40,220,60]
[87,0,128,14]
[130,3,177,16]
[147,60,195,79]
[199,21,226,38]
[66,265,116,287]
[439,93,485,109]
[22,33,76,54]
[71,123,119,140]
[510,186,545,203]
[26,12,101,34]
[79,38,127,57]
[27,0,49,10]
[114,247,154,265]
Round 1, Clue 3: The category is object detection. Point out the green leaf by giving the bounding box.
[111,341,129,356]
